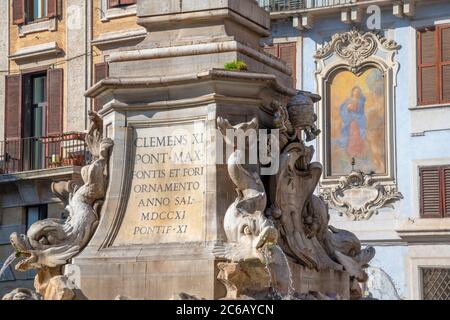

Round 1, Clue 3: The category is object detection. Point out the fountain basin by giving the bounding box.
[217,258,350,300]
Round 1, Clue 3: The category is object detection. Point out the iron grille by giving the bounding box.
[422,268,450,300]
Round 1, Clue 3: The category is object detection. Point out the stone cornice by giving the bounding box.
[396,218,450,243]
[85,69,297,98]
[109,41,291,76]
[137,8,270,37]
[9,42,63,64]
[91,29,147,50]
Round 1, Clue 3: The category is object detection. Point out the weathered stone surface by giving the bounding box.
[44,276,77,300]
[2,288,41,300]
[114,121,207,245]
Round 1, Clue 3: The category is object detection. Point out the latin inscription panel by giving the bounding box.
[114,120,206,245]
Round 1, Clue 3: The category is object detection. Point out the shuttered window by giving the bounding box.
[5,75,23,172]
[94,62,109,111]
[46,69,63,136]
[417,24,450,105]
[420,166,450,218]
[5,75,23,141]
[264,42,297,87]
[47,0,57,18]
[12,0,25,25]
[13,0,58,24]
[109,0,136,8]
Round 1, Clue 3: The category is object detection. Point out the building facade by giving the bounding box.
[259,0,450,299]
[0,0,142,296]
[1,0,450,300]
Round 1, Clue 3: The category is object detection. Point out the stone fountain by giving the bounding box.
[2,0,374,300]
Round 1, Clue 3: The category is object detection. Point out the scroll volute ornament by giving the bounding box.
[320,170,404,221]
[314,29,401,72]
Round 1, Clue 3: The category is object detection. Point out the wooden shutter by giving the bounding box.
[47,0,58,18]
[444,167,450,217]
[94,62,109,111]
[12,0,25,25]
[279,43,297,87]
[95,62,109,83]
[264,45,278,57]
[120,0,137,4]
[46,69,63,136]
[263,43,297,87]
[5,75,22,140]
[109,0,120,8]
[420,167,442,218]
[440,26,450,103]
[418,28,439,105]
[5,75,23,172]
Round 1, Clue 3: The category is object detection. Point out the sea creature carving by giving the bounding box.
[269,92,375,298]
[10,111,113,271]
[214,117,278,263]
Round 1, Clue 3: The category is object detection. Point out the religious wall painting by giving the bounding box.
[328,67,386,177]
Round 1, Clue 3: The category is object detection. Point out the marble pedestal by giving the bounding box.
[76,71,294,299]
[74,0,297,300]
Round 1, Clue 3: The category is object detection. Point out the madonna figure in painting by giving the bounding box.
[337,86,367,158]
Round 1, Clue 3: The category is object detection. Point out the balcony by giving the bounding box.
[258,0,413,29]
[258,0,359,12]
[0,132,87,176]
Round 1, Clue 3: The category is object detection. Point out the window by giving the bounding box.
[23,73,47,170]
[108,0,137,8]
[26,205,47,231]
[4,69,63,171]
[263,42,297,87]
[12,0,57,25]
[417,24,450,105]
[419,165,450,218]
[422,268,450,300]
[28,0,47,21]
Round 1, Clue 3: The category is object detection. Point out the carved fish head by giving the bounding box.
[238,214,279,263]
[9,232,39,271]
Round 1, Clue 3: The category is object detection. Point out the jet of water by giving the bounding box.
[262,245,283,300]
[0,252,17,280]
[261,245,296,300]
[278,247,295,299]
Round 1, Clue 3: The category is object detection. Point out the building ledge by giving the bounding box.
[409,103,450,136]
[101,3,137,21]
[92,28,146,50]
[0,166,82,184]
[18,17,57,37]
[396,218,450,243]
[9,42,63,64]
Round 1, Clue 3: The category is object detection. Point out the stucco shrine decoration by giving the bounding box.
[314,29,401,72]
[320,170,403,221]
[314,28,402,221]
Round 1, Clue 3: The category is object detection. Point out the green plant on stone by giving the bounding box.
[224,60,248,71]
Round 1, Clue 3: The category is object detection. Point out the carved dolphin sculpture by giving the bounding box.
[214,117,278,263]
[10,116,113,271]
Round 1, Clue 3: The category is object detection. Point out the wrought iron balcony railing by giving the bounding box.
[258,0,361,12]
[0,132,87,175]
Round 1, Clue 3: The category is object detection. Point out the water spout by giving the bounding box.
[0,252,17,280]
[260,245,296,300]
[261,245,282,300]
[278,248,295,299]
